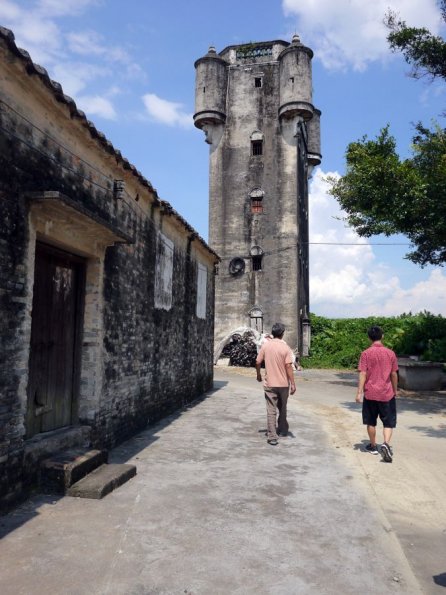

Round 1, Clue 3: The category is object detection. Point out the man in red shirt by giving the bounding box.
[356,326,398,462]
[256,323,296,446]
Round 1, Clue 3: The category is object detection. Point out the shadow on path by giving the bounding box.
[1,380,230,536]
[433,572,446,588]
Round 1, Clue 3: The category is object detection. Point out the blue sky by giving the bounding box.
[1,0,445,317]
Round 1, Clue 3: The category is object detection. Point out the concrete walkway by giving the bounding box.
[0,368,444,594]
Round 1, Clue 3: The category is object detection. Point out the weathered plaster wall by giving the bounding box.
[195,38,320,352]
[209,59,301,346]
[0,30,217,510]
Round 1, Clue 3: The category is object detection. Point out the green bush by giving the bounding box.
[302,312,446,369]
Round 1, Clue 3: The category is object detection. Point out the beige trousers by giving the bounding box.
[264,386,289,440]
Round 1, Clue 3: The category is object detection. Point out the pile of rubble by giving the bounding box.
[221,330,259,367]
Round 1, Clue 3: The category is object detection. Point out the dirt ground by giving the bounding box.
[0,366,444,594]
[221,365,446,593]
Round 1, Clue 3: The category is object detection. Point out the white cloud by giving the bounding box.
[36,0,100,18]
[309,169,446,316]
[282,0,443,71]
[380,269,446,315]
[66,30,131,65]
[66,30,144,82]
[3,10,63,65]
[0,0,22,19]
[66,30,106,56]
[51,62,109,96]
[142,93,193,129]
[76,95,117,120]
[420,82,446,107]
[0,2,139,122]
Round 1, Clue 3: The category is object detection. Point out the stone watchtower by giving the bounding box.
[194,36,321,354]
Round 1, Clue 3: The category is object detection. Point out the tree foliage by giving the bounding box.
[330,2,446,266]
[330,124,446,265]
[385,1,446,80]
[304,313,446,369]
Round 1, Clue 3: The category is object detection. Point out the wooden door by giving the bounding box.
[26,242,85,438]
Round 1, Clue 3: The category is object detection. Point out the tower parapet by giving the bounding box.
[278,34,314,121]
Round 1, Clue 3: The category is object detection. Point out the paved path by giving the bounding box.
[0,368,444,594]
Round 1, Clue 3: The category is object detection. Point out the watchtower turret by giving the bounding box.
[278,34,314,121]
[194,46,228,142]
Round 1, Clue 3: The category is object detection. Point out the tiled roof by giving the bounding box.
[0,26,218,261]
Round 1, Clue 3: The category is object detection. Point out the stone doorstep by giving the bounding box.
[25,425,91,462]
[67,463,137,499]
[40,449,108,494]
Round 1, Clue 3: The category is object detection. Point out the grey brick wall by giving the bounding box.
[0,32,217,511]
[96,227,215,448]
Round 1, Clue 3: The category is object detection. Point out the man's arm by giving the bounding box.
[256,347,264,383]
[255,362,263,383]
[356,371,366,402]
[286,363,296,395]
[390,370,398,396]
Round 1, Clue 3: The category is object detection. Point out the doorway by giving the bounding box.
[26,242,85,438]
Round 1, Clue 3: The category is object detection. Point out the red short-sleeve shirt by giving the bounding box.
[358,343,398,401]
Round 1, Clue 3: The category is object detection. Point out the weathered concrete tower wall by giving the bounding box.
[194,36,321,353]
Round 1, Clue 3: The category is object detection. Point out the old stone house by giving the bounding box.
[0,27,219,510]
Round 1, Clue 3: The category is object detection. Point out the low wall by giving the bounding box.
[398,359,445,391]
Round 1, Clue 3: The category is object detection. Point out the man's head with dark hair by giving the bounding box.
[368,326,383,342]
[271,323,286,338]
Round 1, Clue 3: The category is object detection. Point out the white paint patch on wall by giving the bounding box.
[196,263,207,319]
[154,231,174,310]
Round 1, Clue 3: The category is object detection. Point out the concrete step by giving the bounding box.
[40,449,108,494]
[67,463,137,499]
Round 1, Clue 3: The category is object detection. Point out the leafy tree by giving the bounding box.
[329,2,446,266]
[330,124,446,266]
[385,1,446,81]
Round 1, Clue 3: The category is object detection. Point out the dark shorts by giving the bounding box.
[362,397,397,428]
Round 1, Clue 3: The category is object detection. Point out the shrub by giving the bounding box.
[302,312,446,369]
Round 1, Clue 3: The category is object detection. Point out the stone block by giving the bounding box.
[40,448,108,494]
[398,359,445,391]
[67,463,136,499]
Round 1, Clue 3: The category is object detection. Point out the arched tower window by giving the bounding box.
[250,245,264,271]
[250,188,264,214]
[250,131,264,156]
[249,306,263,332]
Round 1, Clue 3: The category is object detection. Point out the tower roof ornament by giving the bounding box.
[291,34,301,45]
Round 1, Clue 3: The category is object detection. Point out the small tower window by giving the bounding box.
[203,86,206,93]
[250,131,264,157]
[252,140,263,156]
[251,199,263,214]
[249,306,263,332]
[250,188,264,214]
[254,77,262,88]
[252,255,263,271]
[250,245,264,272]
